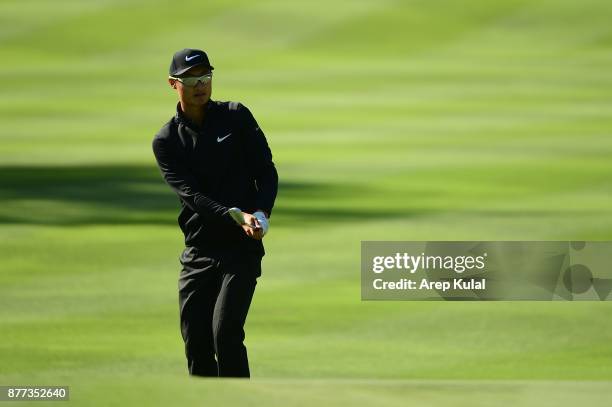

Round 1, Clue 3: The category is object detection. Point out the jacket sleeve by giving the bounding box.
[152,135,234,225]
[237,104,279,217]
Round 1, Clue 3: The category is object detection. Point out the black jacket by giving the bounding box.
[152,100,278,258]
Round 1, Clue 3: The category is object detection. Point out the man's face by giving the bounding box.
[169,65,213,107]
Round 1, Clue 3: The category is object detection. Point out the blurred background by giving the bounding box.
[1,0,611,405]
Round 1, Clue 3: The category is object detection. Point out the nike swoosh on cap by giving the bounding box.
[185,54,200,62]
[217,133,232,142]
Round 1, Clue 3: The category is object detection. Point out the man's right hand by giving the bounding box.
[240,212,264,240]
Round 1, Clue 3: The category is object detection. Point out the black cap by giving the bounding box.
[169,48,214,76]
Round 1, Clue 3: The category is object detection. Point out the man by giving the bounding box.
[152,48,278,378]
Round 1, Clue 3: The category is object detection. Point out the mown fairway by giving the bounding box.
[1,0,612,405]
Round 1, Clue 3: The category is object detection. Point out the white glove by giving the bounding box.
[253,211,269,236]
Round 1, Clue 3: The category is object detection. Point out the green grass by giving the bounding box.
[1,0,612,405]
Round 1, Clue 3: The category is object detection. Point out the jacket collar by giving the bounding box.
[174,100,215,129]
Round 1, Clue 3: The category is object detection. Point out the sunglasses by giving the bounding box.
[169,72,213,87]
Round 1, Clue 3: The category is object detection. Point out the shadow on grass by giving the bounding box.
[0,165,415,226]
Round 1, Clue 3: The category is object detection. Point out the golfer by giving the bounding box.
[152,48,278,377]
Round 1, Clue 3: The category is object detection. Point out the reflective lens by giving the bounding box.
[169,73,213,87]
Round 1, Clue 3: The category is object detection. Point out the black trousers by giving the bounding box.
[178,246,260,377]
